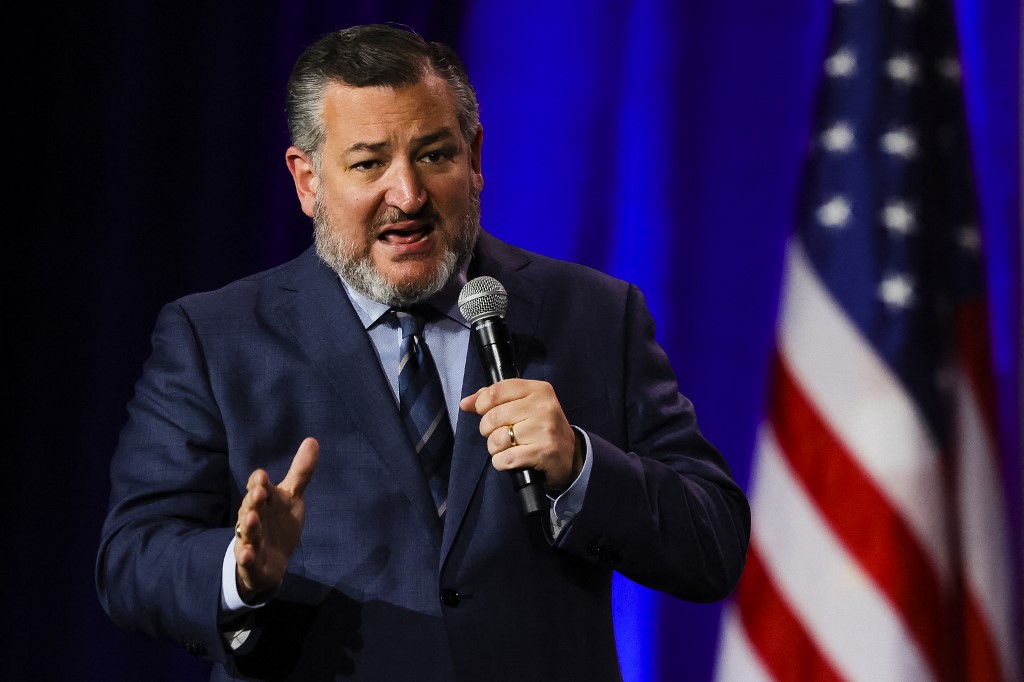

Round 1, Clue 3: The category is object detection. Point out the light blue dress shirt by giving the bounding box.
[220,263,592,618]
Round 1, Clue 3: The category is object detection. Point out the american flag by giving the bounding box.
[714,0,1020,680]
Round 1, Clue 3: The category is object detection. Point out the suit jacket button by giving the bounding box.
[440,589,461,607]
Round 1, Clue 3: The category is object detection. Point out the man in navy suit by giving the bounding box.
[97,23,750,681]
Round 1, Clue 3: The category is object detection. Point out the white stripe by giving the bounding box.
[954,369,1020,681]
[415,409,445,454]
[751,424,934,682]
[398,347,413,374]
[714,602,773,682]
[437,499,447,517]
[778,240,951,584]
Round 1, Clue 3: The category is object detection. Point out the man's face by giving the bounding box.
[288,74,483,306]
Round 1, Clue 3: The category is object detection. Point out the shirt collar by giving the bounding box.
[339,258,472,331]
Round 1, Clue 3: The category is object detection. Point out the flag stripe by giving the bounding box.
[777,242,951,582]
[954,300,1017,681]
[770,350,946,677]
[715,604,774,682]
[735,545,844,682]
[750,422,933,681]
[954,301,999,444]
[953,364,1018,681]
[963,591,1003,682]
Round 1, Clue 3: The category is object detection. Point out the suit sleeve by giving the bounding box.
[95,301,237,663]
[554,283,751,602]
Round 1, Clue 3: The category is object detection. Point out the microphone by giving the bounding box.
[458,276,547,517]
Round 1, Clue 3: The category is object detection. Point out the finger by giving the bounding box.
[485,423,506,454]
[487,421,522,453]
[468,379,530,415]
[481,397,545,440]
[479,405,516,439]
[234,507,260,551]
[490,443,539,472]
[458,388,483,413]
[280,437,319,496]
[238,471,267,527]
[247,467,270,492]
[235,541,254,568]
[507,421,526,450]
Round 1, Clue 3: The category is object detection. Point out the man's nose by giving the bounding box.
[384,162,427,215]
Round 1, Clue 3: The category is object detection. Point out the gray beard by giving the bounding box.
[313,190,480,307]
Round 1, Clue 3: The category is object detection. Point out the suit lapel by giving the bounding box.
[274,249,443,543]
[267,238,543,557]
[440,233,545,559]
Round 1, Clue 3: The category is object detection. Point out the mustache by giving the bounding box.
[372,205,440,231]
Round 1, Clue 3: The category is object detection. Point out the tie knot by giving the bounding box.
[394,306,427,338]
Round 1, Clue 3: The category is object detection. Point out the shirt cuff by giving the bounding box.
[548,426,593,538]
[221,537,274,613]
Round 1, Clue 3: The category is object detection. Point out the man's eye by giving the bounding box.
[421,150,451,164]
[351,160,380,171]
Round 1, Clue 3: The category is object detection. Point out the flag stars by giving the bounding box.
[886,55,919,83]
[881,127,917,158]
[817,196,852,228]
[878,273,915,309]
[821,121,856,152]
[882,201,916,234]
[825,47,857,77]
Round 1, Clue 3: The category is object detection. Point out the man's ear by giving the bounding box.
[285,146,318,218]
[470,126,484,192]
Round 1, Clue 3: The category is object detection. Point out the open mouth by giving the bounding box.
[379,222,434,245]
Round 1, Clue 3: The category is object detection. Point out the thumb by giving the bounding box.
[281,437,319,495]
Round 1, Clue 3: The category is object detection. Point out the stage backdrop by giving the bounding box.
[10,1,1018,681]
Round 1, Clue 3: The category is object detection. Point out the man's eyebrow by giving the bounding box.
[344,128,457,155]
[411,128,456,147]
[346,141,389,154]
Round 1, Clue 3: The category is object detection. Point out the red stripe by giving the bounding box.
[962,588,1005,681]
[735,543,845,681]
[769,351,953,679]
[953,299,999,445]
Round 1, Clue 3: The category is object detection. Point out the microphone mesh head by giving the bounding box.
[458,276,508,323]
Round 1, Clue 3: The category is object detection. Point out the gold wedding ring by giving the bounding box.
[235,524,243,538]
[508,424,518,447]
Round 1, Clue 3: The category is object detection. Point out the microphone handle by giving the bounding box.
[470,317,547,517]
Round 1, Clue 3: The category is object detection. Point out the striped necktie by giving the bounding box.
[395,306,454,519]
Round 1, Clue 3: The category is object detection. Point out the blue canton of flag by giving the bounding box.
[797,0,980,445]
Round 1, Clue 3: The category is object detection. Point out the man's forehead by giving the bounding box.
[321,76,461,147]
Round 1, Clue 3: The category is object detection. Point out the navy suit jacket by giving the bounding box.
[97,231,750,681]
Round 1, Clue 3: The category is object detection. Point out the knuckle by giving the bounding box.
[481,384,500,407]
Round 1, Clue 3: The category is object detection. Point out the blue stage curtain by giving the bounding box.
[460,1,1021,680]
[13,2,1018,681]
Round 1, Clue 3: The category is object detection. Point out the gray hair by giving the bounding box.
[286,24,481,172]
